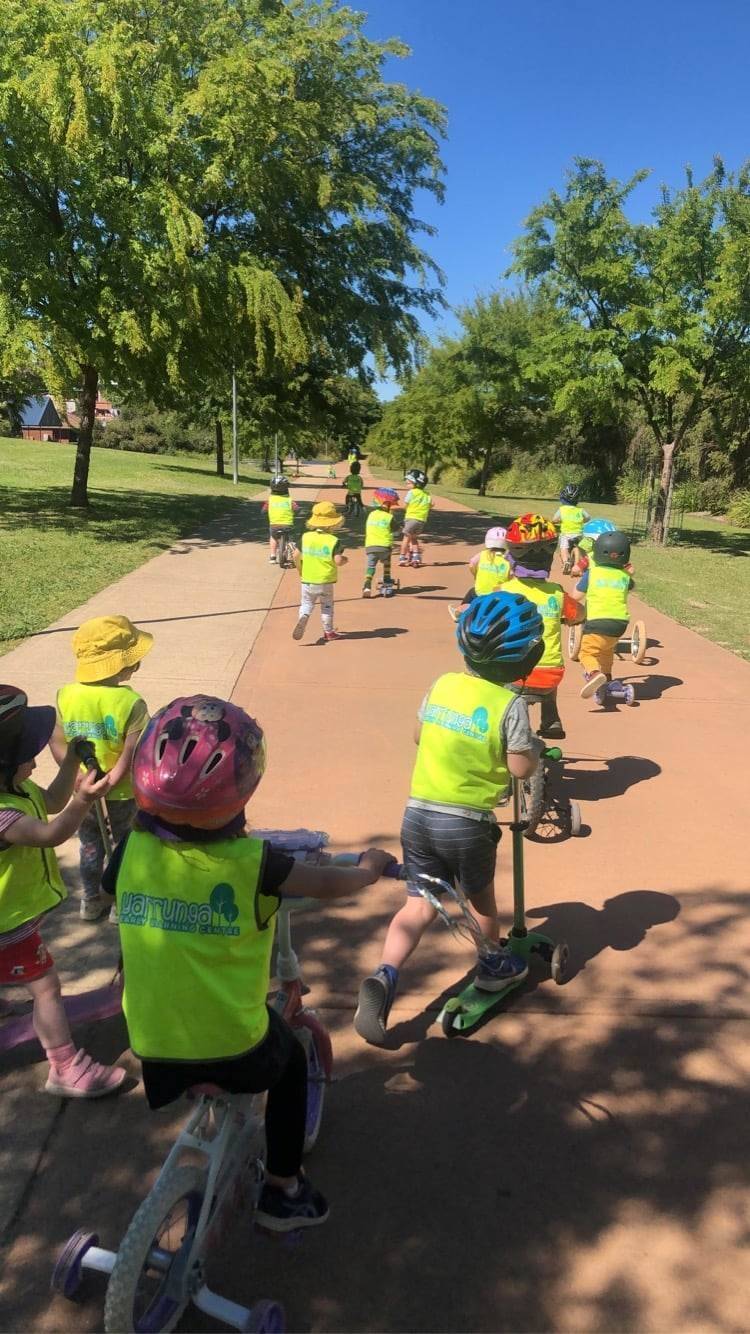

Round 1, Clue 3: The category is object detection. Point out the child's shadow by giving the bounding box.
[527,890,681,980]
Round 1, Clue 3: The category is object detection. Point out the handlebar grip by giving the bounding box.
[543,746,563,762]
[73,737,105,779]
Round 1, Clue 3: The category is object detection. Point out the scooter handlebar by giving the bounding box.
[542,746,563,762]
[72,737,105,780]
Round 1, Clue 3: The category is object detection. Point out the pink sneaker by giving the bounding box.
[324,630,344,641]
[45,1048,126,1099]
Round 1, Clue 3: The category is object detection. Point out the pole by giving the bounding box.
[274,431,279,475]
[231,368,238,485]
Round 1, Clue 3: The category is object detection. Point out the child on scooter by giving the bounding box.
[362,488,399,598]
[0,686,126,1097]
[50,615,152,921]
[292,501,347,642]
[448,526,510,620]
[354,592,544,1046]
[262,475,299,563]
[573,530,636,707]
[399,468,432,568]
[101,694,394,1229]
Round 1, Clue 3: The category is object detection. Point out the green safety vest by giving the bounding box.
[406,488,431,521]
[558,505,586,535]
[57,682,144,800]
[504,576,564,667]
[301,530,339,584]
[474,551,511,595]
[365,508,394,547]
[117,831,277,1061]
[585,561,631,622]
[0,782,66,933]
[410,672,513,811]
[344,475,363,494]
[268,495,294,527]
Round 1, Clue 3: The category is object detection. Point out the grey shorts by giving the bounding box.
[403,519,426,537]
[400,806,500,900]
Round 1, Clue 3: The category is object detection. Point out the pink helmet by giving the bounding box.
[133,696,266,830]
[485,526,507,549]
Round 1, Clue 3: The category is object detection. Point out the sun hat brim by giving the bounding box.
[4,705,57,764]
[306,515,344,530]
[75,629,154,684]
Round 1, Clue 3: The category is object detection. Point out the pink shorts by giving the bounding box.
[0,930,54,985]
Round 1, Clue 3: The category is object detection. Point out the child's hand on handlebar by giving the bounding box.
[74,769,112,804]
[359,848,397,879]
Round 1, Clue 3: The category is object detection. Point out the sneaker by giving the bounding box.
[398,556,409,567]
[538,720,565,739]
[324,630,344,641]
[623,684,636,706]
[292,614,309,641]
[269,554,277,563]
[410,558,422,568]
[45,1049,126,1099]
[475,949,529,992]
[447,604,462,623]
[256,1174,330,1232]
[580,670,607,699]
[354,966,396,1045]
[362,586,372,598]
[80,895,108,922]
[108,903,119,925]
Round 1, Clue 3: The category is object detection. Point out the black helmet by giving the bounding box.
[456,592,545,684]
[270,474,289,495]
[593,530,631,566]
[349,460,361,475]
[405,468,427,488]
[560,484,580,503]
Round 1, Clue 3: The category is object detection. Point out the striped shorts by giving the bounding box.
[400,805,500,900]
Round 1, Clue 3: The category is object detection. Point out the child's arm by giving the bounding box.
[334,553,348,565]
[104,700,148,791]
[4,767,111,848]
[48,720,67,766]
[280,847,395,902]
[504,698,542,780]
[469,553,481,571]
[570,570,589,604]
[293,548,302,571]
[44,740,93,813]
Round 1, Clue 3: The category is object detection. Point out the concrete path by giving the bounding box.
[1,462,749,1333]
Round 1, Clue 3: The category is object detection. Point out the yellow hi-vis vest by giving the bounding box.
[365,508,394,547]
[504,576,564,668]
[585,561,631,622]
[0,782,66,932]
[301,530,339,584]
[117,831,276,1061]
[268,495,294,527]
[474,551,511,595]
[57,682,143,800]
[406,488,431,521]
[558,504,586,535]
[410,673,513,811]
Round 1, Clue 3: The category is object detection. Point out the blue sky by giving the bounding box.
[362,0,750,388]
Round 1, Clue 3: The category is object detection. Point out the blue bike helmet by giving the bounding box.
[456,592,545,684]
[560,483,580,503]
[582,518,616,538]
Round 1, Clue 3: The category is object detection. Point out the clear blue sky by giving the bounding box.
[362,0,750,386]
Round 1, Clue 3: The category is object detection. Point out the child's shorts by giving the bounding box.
[270,525,294,540]
[401,805,500,900]
[0,929,54,985]
[403,519,426,537]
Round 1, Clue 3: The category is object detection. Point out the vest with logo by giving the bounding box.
[558,504,586,535]
[410,673,513,811]
[585,561,630,622]
[268,495,294,527]
[57,682,143,799]
[474,551,511,595]
[0,782,67,932]
[365,508,394,547]
[503,576,564,667]
[406,488,431,521]
[117,831,276,1061]
[301,530,339,584]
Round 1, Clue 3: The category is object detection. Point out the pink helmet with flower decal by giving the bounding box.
[133,695,266,829]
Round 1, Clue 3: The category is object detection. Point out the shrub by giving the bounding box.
[101,406,213,454]
[727,490,750,528]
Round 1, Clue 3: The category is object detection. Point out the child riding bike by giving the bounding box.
[553,484,590,572]
[572,530,636,707]
[354,592,545,1046]
[570,518,617,577]
[399,468,432,568]
[363,488,400,597]
[502,514,583,739]
[263,475,299,564]
[448,526,510,620]
[101,694,394,1230]
[342,460,364,518]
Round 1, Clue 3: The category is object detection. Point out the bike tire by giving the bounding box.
[522,764,546,838]
[567,622,583,661]
[296,1015,332,1153]
[631,620,647,664]
[104,1165,206,1334]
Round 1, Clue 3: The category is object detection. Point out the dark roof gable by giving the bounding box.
[19,395,63,429]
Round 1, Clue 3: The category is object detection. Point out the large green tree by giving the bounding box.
[512,158,750,541]
[0,0,444,504]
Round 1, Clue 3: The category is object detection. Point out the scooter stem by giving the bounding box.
[510,778,527,937]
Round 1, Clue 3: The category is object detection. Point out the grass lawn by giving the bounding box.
[370,466,750,661]
[0,439,268,655]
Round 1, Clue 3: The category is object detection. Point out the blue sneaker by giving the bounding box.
[475,949,528,992]
[256,1174,329,1232]
[354,966,397,1045]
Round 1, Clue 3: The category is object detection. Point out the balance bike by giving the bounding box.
[568,619,647,665]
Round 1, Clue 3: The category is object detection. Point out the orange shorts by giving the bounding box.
[516,664,565,691]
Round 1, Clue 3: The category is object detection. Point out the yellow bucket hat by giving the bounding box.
[306,501,344,530]
[73,615,154,684]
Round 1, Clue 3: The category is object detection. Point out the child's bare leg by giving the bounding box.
[269,534,278,559]
[381,896,438,970]
[466,881,500,945]
[355,896,436,1045]
[29,970,126,1097]
[468,881,529,990]
[29,969,71,1049]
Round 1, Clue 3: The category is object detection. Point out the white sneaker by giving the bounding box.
[292,614,309,641]
[80,895,108,922]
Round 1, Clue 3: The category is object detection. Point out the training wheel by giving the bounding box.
[568,801,582,837]
[631,620,647,664]
[550,943,570,985]
[243,1299,287,1332]
[567,622,583,661]
[51,1229,99,1298]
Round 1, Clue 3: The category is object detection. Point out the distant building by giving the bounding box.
[65,395,119,429]
[19,395,76,443]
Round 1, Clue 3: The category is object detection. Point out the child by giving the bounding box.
[263,475,299,563]
[448,526,510,620]
[51,615,152,921]
[553,484,590,569]
[399,468,432,568]
[362,488,399,597]
[0,685,125,1097]
[502,514,583,739]
[292,501,347,642]
[354,592,545,1046]
[342,460,364,518]
[101,694,394,1229]
[570,518,617,577]
[572,530,636,706]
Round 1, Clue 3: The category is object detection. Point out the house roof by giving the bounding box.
[19,394,63,429]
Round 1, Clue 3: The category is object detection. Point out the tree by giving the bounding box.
[0,0,445,505]
[511,158,750,541]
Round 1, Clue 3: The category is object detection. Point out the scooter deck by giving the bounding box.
[438,929,554,1036]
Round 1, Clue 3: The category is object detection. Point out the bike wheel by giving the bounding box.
[296,1015,332,1153]
[631,620,647,664]
[104,1165,206,1334]
[522,764,546,838]
[567,622,583,661]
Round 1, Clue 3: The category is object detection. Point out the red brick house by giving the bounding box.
[19,395,76,442]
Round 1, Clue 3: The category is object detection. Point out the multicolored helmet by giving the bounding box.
[373,487,399,508]
[405,468,427,487]
[560,483,580,503]
[133,696,266,830]
[484,526,507,549]
[456,592,544,682]
[270,474,289,495]
[505,514,558,547]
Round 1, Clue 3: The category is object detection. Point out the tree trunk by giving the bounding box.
[215,418,225,477]
[478,446,493,496]
[70,363,99,507]
[649,440,677,544]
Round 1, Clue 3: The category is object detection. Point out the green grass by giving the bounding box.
[371,467,750,660]
[0,439,268,655]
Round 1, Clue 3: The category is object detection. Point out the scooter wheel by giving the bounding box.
[51,1230,99,1298]
[550,943,569,985]
[441,1009,459,1037]
[243,1299,287,1332]
[631,620,647,664]
[568,801,582,837]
